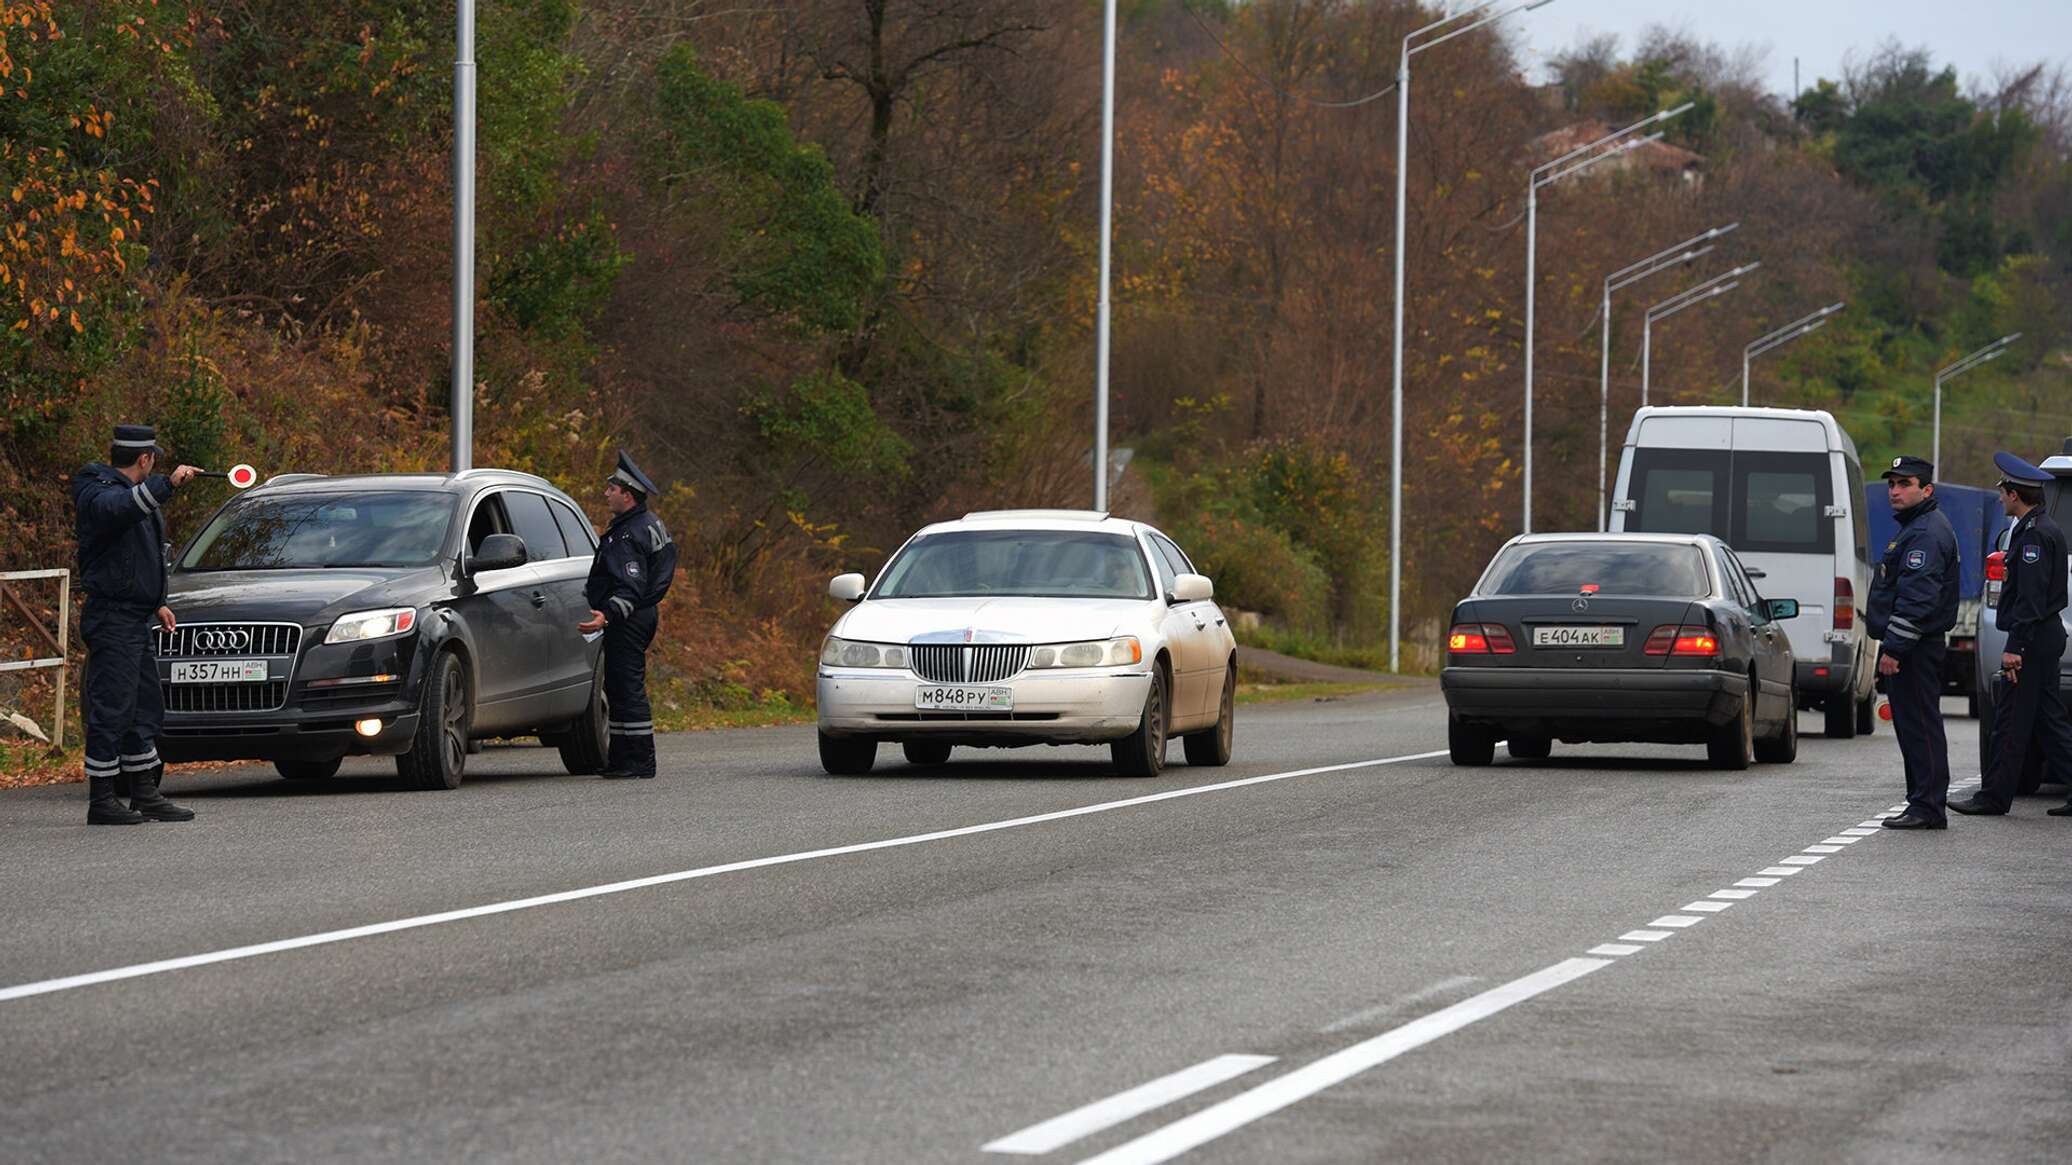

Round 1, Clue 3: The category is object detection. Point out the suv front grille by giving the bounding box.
[157,622,303,714]
[908,644,1028,684]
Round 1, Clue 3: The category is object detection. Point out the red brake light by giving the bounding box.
[1986,551,2006,582]
[1448,623,1515,655]
[1832,576,1854,631]
[1645,624,1720,657]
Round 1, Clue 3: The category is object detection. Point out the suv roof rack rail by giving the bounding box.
[960,509,1110,522]
[453,468,556,488]
[261,473,327,487]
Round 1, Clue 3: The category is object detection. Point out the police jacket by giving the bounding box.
[71,464,173,608]
[1866,495,1959,658]
[585,504,678,623]
[1996,508,2069,656]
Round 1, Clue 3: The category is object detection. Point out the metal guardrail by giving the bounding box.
[0,568,71,749]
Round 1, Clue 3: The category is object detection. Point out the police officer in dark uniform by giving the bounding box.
[578,452,678,778]
[1867,454,1960,830]
[1952,451,2072,816]
[70,424,199,824]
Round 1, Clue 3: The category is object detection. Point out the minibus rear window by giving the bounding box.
[1628,449,1834,555]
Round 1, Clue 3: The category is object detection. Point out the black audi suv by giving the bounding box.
[155,470,608,788]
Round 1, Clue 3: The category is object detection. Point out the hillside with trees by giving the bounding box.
[3,1,2068,749]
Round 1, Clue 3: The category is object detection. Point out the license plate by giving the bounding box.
[914,684,1014,711]
[1532,625,1624,648]
[170,659,269,684]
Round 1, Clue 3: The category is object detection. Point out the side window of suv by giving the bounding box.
[466,494,510,557]
[550,499,597,554]
[504,490,570,561]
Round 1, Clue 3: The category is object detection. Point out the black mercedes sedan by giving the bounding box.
[1441,533,1800,770]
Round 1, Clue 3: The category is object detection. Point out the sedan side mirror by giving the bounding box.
[829,573,866,603]
[473,533,528,572]
[1766,598,1799,622]
[1170,573,1213,603]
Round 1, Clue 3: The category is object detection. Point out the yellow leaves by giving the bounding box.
[109,226,123,242]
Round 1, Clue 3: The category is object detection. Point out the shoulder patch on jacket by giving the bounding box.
[1905,548,1926,570]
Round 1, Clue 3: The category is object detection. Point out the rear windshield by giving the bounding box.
[1481,542,1711,598]
[180,492,455,570]
[1627,449,1835,555]
[873,529,1153,600]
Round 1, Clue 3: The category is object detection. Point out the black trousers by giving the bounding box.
[82,600,163,792]
[604,607,658,775]
[1887,638,1950,823]
[1979,628,2072,811]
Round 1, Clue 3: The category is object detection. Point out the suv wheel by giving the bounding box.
[555,658,609,775]
[276,758,341,781]
[1823,694,1858,739]
[1111,666,1169,777]
[398,651,470,790]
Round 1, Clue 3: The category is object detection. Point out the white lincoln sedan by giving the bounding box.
[816,510,1238,775]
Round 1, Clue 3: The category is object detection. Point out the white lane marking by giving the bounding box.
[1780,855,1825,865]
[1682,901,1733,913]
[1803,845,1843,853]
[1840,828,1879,836]
[1073,959,1612,1165]
[1856,820,1889,828]
[1648,915,1704,928]
[1709,889,1759,900]
[1618,930,1673,942]
[984,1054,1276,1156]
[1320,975,1482,1034]
[0,748,1452,1005]
[1735,877,1781,888]
[1822,836,1863,845]
[1755,866,1802,877]
[1587,944,1643,957]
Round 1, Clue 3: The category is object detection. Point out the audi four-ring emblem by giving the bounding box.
[191,629,252,652]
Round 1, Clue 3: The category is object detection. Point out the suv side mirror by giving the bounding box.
[829,573,866,603]
[474,533,528,572]
[1170,573,1213,603]
[1766,598,1799,622]
[1742,566,1767,579]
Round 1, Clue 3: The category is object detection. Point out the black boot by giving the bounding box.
[130,766,195,822]
[88,776,147,825]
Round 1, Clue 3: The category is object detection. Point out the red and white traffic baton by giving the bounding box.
[192,464,260,489]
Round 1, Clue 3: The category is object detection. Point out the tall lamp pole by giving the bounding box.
[1387,0,1552,674]
[1093,0,1117,511]
[451,0,476,471]
[1598,222,1740,529]
[1522,102,1691,534]
[1641,262,1760,404]
[1933,333,2021,470]
[1742,302,1845,406]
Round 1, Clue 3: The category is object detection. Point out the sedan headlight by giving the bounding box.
[1028,636,1142,669]
[820,636,908,669]
[325,607,418,645]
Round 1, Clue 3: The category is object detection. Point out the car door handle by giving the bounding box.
[529,591,547,608]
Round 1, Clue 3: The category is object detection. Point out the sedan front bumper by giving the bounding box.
[817,669,1152,745]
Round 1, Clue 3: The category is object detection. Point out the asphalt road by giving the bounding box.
[3,689,2069,1164]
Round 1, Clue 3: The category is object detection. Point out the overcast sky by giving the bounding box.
[1510,0,2071,99]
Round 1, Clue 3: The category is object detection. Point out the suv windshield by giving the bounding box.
[1482,541,1710,598]
[873,530,1153,600]
[180,492,455,570]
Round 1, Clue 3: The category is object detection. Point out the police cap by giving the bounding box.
[605,450,659,499]
[1881,454,1934,482]
[111,423,164,458]
[1993,450,2051,489]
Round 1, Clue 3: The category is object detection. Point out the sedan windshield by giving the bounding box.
[1482,542,1710,598]
[180,492,455,570]
[873,530,1153,600]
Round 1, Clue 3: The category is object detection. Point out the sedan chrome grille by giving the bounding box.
[909,644,1029,684]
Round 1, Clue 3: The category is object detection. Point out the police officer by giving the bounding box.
[1867,454,1960,830]
[578,452,678,778]
[1952,451,2072,816]
[71,424,199,824]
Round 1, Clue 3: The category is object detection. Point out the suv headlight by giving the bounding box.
[820,636,908,669]
[326,607,419,645]
[1028,636,1142,669]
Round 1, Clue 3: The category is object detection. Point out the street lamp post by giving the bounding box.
[1522,102,1691,535]
[1933,333,2022,470]
[1641,262,1761,404]
[1598,222,1741,529]
[1387,0,1551,674]
[451,0,476,471]
[1742,302,1845,406]
[1093,0,1117,511]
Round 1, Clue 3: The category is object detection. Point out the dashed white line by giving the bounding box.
[1734,877,1781,888]
[1709,888,1760,900]
[1682,901,1733,913]
[1822,836,1863,845]
[1648,915,1704,928]
[1779,855,1824,866]
[1618,930,1674,942]
[1803,845,1844,853]
[1755,866,1803,877]
[1588,943,1644,957]
[984,1054,1276,1156]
